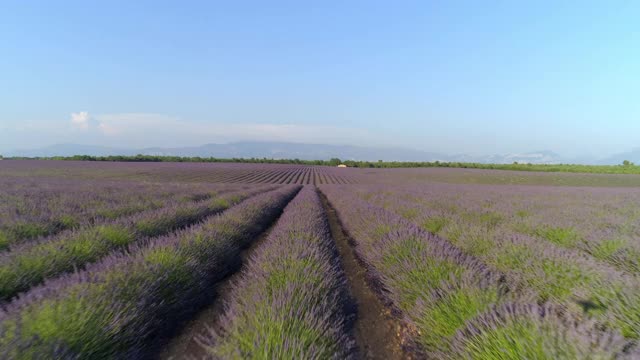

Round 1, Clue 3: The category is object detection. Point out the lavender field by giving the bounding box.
[1,160,640,359]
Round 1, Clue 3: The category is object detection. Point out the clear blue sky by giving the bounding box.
[1,1,639,157]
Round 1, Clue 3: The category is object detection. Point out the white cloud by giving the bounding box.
[97,122,119,136]
[70,112,91,130]
[89,113,378,147]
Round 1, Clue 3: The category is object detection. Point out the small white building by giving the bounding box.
[337,164,347,168]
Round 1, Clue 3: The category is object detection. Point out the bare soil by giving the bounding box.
[319,191,408,360]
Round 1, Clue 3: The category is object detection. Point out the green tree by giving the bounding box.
[328,158,342,166]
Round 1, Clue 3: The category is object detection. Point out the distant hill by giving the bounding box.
[8,142,444,161]
[7,144,137,157]
[6,141,591,164]
[598,149,640,165]
[140,142,447,162]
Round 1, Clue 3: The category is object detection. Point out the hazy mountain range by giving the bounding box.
[5,141,639,165]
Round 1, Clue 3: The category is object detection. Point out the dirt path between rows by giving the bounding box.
[158,221,279,360]
[319,191,407,360]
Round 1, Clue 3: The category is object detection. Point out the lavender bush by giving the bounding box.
[1,160,360,185]
[199,187,354,359]
[0,186,300,359]
[2,160,637,358]
[349,184,640,339]
[0,185,276,302]
[321,185,638,358]
[451,303,637,359]
[359,183,640,276]
[0,176,244,249]
[320,186,509,355]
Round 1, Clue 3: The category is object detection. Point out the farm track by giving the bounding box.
[158,199,289,359]
[319,191,406,360]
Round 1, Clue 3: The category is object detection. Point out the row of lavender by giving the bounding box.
[320,185,637,359]
[0,176,239,250]
[197,187,354,358]
[0,186,300,358]
[200,165,356,185]
[364,166,640,187]
[353,184,640,338]
[0,184,276,302]
[2,160,360,184]
[360,183,640,275]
